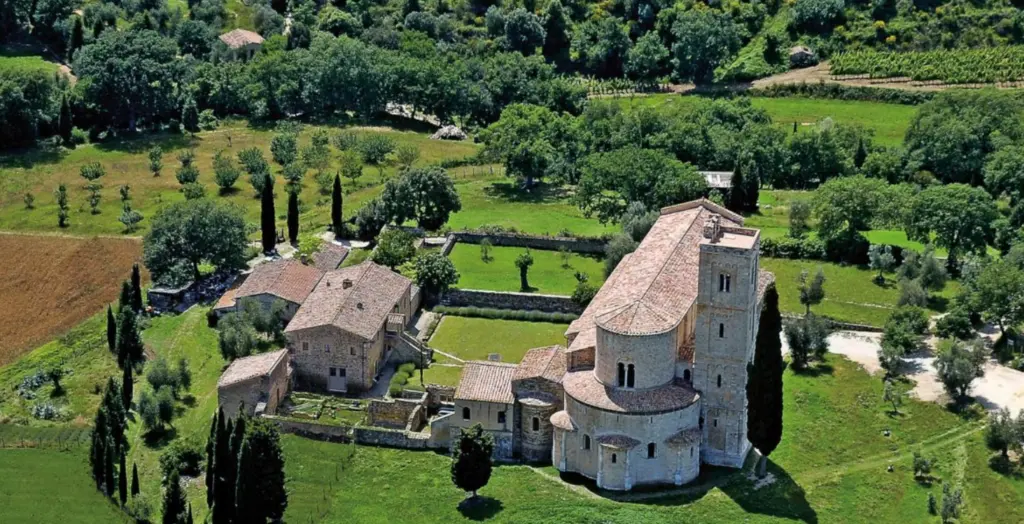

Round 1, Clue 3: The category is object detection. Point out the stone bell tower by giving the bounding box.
[693,213,761,468]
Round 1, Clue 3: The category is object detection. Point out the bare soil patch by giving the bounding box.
[0,233,144,365]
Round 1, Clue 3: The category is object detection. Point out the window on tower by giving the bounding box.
[719,323,725,338]
[719,273,731,293]
[626,364,635,388]
[617,363,625,387]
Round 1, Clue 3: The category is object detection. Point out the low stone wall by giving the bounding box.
[367,397,424,429]
[263,416,353,442]
[449,231,607,254]
[440,289,582,314]
[354,427,435,449]
[781,314,883,333]
[425,384,455,408]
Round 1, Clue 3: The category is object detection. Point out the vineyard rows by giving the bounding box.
[830,47,1024,84]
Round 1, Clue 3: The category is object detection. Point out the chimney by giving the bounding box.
[703,214,721,243]
[342,279,353,289]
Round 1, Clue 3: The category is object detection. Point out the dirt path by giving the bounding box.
[784,330,1024,413]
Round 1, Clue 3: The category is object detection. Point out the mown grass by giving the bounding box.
[428,316,568,364]
[0,448,128,523]
[279,354,1011,523]
[619,94,916,147]
[762,257,960,326]
[449,243,605,295]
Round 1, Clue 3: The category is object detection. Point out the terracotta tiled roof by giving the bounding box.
[219,28,264,49]
[513,346,567,384]
[550,410,576,431]
[757,269,776,305]
[214,285,240,311]
[595,300,676,336]
[285,262,411,340]
[596,434,639,449]
[218,349,287,387]
[455,361,516,404]
[562,370,699,414]
[311,243,349,272]
[678,333,695,364]
[665,427,702,447]
[234,260,323,305]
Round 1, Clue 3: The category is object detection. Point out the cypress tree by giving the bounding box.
[226,414,247,516]
[212,415,233,523]
[92,21,104,40]
[119,280,133,312]
[102,378,126,454]
[727,163,745,213]
[118,450,128,505]
[132,463,140,497]
[287,191,299,245]
[205,411,218,508]
[162,470,187,524]
[260,178,276,253]
[104,438,116,497]
[131,263,143,312]
[106,305,117,353]
[58,95,73,146]
[234,419,288,522]
[746,283,784,478]
[331,174,343,237]
[122,363,133,410]
[542,1,571,69]
[68,16,85,60]
[451,424,493,498]
[187,504,194,524]
[116,308,143,368]
[90,409,108,487]
[854,137,868,169]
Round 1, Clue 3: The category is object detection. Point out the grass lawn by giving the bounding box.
[763,257,960,326]
[449,243,605,295]
[618,94,916,147]
[428,316,568,363]
[0,121,480,237]
[280,354,1019,523]
[0,448,127,523]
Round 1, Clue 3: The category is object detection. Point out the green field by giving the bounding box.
[762,257,959,326]
[0,448,127,523]
[449,243,605,295]
[622,94,917,147]
[279,354,1019,523]
[429,316,568,364]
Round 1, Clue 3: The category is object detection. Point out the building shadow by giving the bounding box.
[716,462,818,523]
[456,495,504,521]
[483,181,568,204]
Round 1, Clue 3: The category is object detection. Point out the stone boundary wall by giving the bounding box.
[367,397,424,429]
[425,384,455,407]
[263,416,354,442]
[264,415,445,449]
[354,427,436,449]
[781,314,883,333]
[440,289,582,314]
[447,231,607,254]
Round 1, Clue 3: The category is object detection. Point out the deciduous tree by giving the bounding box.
[143,200,249,283]
[414,252,460,297]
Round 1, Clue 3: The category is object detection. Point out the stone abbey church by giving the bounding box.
[452,199,774,491]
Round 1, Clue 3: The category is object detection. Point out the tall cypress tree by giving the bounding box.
[163,470,187,524]
[131,263,144,312]
[90,409,108,488]
[331,174,343,237]
[234,419,288,522]
[106,305,117,353]
[212,415,233,523]
[727,163,745,213]
[287,191,299,245]
[542,1,571,69]
[102,378,126,455]
[58,94,73,146]
[68,16,85,60]
[119,280,133,312]
[118,450,128,505]
[746,283,784,478]
[854,137,867,169]
[116,308,142,368]
[226,414,247,518]
[132,463,140,497]
[104,438,116,497]
[122,363,133,410]
[205,411,218,508]
[260,178,276,253]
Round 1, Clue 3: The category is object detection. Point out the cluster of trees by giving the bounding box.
[354,165,461,239]
[217,299,289,360]
[205,408,287,523]
[143,199,249,286]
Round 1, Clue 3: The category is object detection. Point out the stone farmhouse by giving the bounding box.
[451,199,774,491]
[217,348,291,420]
[284,261,424,393]
[213,259,323,322]
[218,28,264,60]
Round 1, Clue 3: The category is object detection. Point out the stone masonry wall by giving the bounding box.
[367,398,422,429]
[440,289,582,314]
[449,232,607,254]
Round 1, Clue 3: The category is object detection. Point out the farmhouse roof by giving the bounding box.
[566,199,751,351]
[219,28,264,49]
[218,349,287,387]
[513,346,567,384]
[455,361,517,404]
[311,243,349,272]
[285,261,412,340]
[234,259,323,305]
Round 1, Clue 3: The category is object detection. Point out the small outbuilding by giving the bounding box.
[219,28,264,60]
[217,349,292,419]
[213,259,323,321]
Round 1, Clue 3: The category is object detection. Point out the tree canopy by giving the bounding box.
[143,200,249,285]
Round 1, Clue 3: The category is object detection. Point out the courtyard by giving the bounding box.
[448,243,605,295]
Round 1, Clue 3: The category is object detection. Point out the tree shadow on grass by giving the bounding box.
[926,295,950,313]
[0,142,65,170]
[93,132,197,156]
[791,363,834,377]
[142,426,177,448]
[483,181,569,204]
[456,496,504,521]
[716,462,818,524]
[988,454,1024,478]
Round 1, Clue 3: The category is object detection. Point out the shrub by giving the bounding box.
[759,236,827,260]
[887,306,929,336]
[70,127,88,145]
[158,436,204,478]
[125,493,154,522]
[182,182,206,200]
[935,307,974,340]
[897,279,928,308]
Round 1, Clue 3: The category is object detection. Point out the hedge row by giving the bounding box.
[747,82,935,105]
[388,362,420,397]
[434,306,578,323]
[761,235,908,266]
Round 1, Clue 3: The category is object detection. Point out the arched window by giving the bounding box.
[717,374,722,388]
[647,443,656,459]
[532,417,540,431]
[583,434,591,450]
[462,407,470,420]
[611,453,617,464]
[617,363,625,387]
[713,419,718,428]
[626,364,635,388]
[719,323,725,338]
[683,369,691,382]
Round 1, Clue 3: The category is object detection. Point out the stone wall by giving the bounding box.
[263,416,354,442]
[440,289,582,314]
[354,427,433,449]
[366,397,424,429]
[449,231,607,254]
[426,384,456,408]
